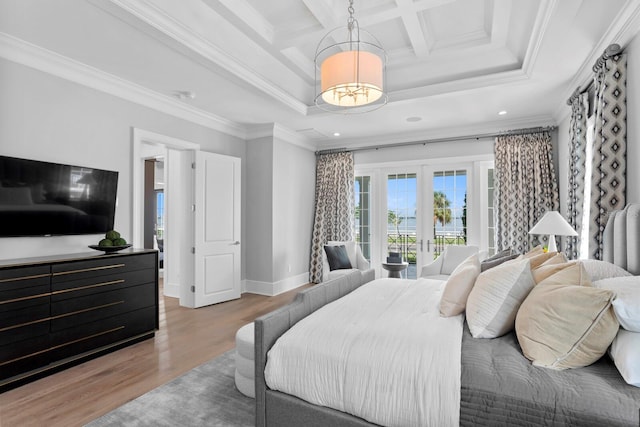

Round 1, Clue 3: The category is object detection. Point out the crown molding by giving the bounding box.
[106,0,309,116]
[245,123,317,151]
[323,114,556,149]
[552,0,640,121]
[0,32,247,139]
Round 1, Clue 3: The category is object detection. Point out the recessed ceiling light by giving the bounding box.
[333,132,341,137]
[498,110,508,116]
[406,116,422,122]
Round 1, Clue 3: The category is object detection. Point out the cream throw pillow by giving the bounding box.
[466,258,535,338]
[516,266,618,370]
[439,254,481,317]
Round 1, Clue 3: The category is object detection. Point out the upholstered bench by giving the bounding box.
[235,322,255,398]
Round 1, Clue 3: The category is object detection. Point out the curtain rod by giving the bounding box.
[567,43,624,105]
[315,125,556,155]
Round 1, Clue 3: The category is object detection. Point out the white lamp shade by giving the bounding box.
[528,211,578,236]
[320,50,383,107]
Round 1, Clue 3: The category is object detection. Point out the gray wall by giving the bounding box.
[0,58,247,280]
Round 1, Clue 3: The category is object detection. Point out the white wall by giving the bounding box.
[0,58,247,276]
[245,131,316,295]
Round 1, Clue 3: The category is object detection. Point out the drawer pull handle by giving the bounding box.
[0,293,50,305]
[52,279,125,295]
[0,301,125,332]
[52,264,126,277]
[0,273,50,284]
[0,326,125,367]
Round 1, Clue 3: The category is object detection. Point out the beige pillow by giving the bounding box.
[526,251,561,269]
[537,261,591,287]
[522,246,544,258]
[516,283,618,369]
[466,258,535,338]
[439,254,481,317]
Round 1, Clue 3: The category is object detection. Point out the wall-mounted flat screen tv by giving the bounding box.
[0,155,119,237]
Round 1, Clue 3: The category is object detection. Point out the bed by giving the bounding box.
[255,204,640,426]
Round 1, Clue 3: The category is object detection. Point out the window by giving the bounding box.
[354,175,371,260]
[387,173,417,278]
[156,190,164,240]
[487,168,495,256]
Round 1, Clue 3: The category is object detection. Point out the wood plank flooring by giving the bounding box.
[0,281,310,427]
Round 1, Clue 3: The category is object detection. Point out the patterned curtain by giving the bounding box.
[589,52,627,260]
[494,132,559,254]
[565,92,588,260]
[309,152,355,283]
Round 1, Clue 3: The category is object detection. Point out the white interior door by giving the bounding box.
[194,151,241,307]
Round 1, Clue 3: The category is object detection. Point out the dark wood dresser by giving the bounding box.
[0,249,158,392]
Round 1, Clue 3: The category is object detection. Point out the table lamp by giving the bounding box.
[528,211,578,252]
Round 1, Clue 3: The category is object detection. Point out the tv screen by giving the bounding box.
[0,155,118,237]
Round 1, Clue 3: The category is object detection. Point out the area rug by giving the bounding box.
[85,350,253,427]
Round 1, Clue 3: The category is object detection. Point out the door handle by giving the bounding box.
[231,241,240,245]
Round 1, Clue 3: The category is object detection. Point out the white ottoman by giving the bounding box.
[234,322,255,398]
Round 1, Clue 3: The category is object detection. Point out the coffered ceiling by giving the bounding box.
[1,0,639,149]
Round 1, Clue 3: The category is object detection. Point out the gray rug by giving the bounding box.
[86,350,253,427]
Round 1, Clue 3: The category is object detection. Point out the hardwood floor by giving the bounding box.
[0,280,311,427]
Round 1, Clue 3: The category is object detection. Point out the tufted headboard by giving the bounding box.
[602,203,640,275]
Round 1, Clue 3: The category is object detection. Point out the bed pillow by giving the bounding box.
[524,251,562,269]
[515,281,618,370]
[594,276,640,332]
[609,329,640,387]
[466,258,535,338]
[324,245,352,271]
[581,259,632,281]
[439,254,481,317]
[532,260,576,284]
[522,245,544,258]
[536,261,591,287]
[480,248,518,272]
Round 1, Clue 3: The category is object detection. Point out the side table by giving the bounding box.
[382,261,409,278]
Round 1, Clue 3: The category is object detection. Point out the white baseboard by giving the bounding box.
[244,272,309,296]
[163,281,180,298]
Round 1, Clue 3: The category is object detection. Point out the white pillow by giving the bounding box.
[581,259,631,281]
[439,254,481,317]
[593,276,640,332]
[466,258,535,338]
[609,329,640,387]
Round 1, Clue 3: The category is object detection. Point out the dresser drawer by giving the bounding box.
[49,307,156,362]
[0,267,50,310]
[0,304,49,345]
[0,335,50,381]
[51,282,156,331]
[50,268,154,299]
[51,253,157,283]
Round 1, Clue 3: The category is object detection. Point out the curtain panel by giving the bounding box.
[309,152,355,283]
[589,52,627,260]
[565,92,588,260]
[494,132,559,254]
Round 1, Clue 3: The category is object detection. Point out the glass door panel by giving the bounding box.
[354,175,372,260]
[386,173,418,279]
[425,168,468,260]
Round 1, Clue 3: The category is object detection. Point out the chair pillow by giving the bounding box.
[466,258,535,338]
[594,276,640,332]
[516,281,618,370]
[439,254,481,317]
[324,245,352,271]
[327,241,357,268]
[609,329,640,387]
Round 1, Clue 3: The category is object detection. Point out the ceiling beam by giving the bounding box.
[395,0,430,57]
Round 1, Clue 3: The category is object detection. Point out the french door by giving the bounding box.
[422,165,471,261]
[386,170,422,279]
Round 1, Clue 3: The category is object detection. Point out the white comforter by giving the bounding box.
[265,278,464,427]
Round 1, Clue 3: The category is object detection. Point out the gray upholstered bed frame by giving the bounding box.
[603,203,640,274]
[254,204,640,427]
[254,270,376,427]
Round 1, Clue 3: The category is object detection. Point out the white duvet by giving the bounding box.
[265,278,464,427]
